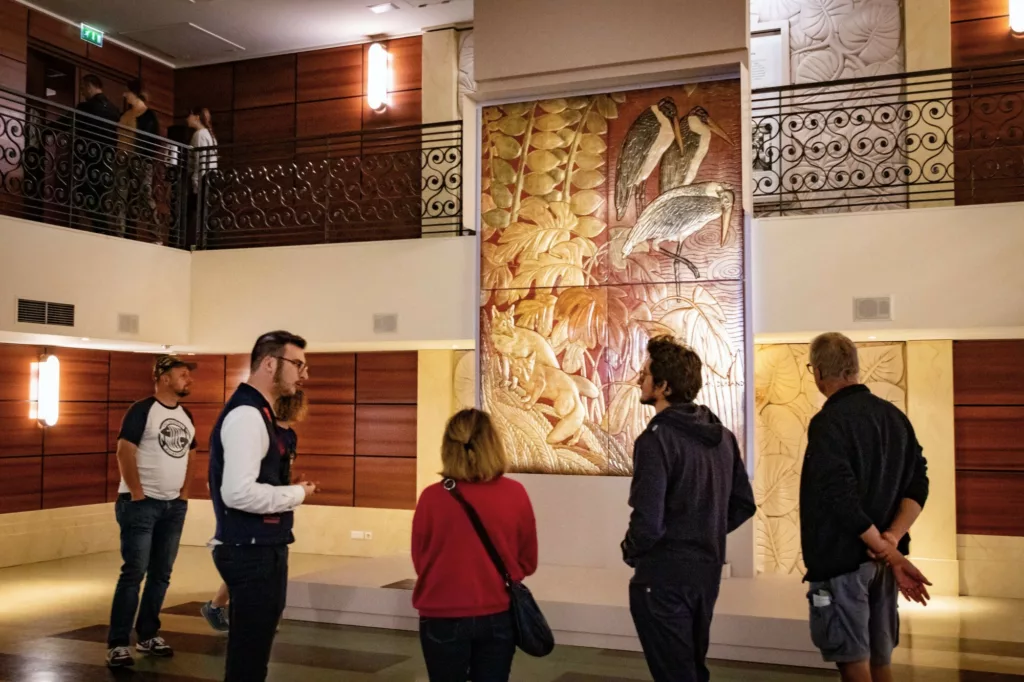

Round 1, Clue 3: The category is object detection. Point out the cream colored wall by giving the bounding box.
[904,0,951,71]
[188,237,477,353]
[0,504,118,569]
[752,203,1024,341]
[958,535,1024,599]
[0,215,192,347]
[416,349,457,496]
[472,0,747,99]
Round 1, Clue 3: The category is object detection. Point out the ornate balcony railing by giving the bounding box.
[194,121,465,249]
[0,85,190,245]
[752,63,1024,215]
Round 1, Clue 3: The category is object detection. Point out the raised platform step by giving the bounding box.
[284,555,829,669]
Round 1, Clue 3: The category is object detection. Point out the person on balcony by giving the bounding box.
[186,107,218,246]
[800,332,931,682]
[65,75,119,231]
[622,336,755,682]
[117,79,161,239]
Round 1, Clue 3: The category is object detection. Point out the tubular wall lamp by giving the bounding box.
[29,353,60,427]
[367,42,392,113]
[1012,0,1024,36]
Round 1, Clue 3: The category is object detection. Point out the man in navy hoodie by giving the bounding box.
[208,330,318,682]
[622,335,756,682]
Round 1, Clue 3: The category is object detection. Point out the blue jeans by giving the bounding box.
[107,495,187,647]
[419,610,516,682]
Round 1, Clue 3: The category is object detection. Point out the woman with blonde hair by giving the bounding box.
[201,391,309,632]
[412,408,538,681]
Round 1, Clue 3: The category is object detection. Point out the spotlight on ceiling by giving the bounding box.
[369,2,398,13]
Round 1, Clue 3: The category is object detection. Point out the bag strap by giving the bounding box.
[444,478,512,585]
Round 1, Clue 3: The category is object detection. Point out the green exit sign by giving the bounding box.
[80,24,104,47]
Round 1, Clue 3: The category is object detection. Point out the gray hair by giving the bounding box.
[809,332,859,381]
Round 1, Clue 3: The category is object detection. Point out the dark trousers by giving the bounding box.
[629,573,722,682]
[107,495,188,647]
[419,610,516,682]
[213,544,289,682]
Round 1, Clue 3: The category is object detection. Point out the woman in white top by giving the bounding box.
[187,107,218,194]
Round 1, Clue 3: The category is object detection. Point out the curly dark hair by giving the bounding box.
[647,335,702,403]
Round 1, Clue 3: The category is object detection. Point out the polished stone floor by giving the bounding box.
[2,548,1024,680]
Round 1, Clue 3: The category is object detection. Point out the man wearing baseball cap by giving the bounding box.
[106,354,199,668]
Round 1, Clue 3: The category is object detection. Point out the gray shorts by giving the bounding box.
[807,561,899,665]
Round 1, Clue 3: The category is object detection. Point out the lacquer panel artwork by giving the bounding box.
[479,81,746,475]
[754,342,907,574]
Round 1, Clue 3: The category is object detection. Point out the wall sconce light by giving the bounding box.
[29,354,60,427]
[1012,0,1024,36]
[367,42,391,113]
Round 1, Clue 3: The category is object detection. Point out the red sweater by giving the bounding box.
[412,476,538,618]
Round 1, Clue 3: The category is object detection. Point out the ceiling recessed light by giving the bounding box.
[868,336,877,340]
[80,337,90,341]
[369,2,398,13]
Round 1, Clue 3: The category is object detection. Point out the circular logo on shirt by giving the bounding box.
[158,418,191,458]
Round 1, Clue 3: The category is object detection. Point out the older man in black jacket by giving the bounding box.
[801,332,931,682]
[622,335,756,682]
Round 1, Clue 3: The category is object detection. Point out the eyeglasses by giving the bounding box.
[275,356,308,373]
[805,363,815,375]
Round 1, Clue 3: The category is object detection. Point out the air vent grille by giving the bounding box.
[118,313,140,335]
[17,299,75,327]
[373,313,398,334]
[853,296,892,322]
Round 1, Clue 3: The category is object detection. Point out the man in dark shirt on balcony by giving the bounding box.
[800,332,931,682]
[75,75,120,229]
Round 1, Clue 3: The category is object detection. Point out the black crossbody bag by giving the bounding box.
[443,478,555,657]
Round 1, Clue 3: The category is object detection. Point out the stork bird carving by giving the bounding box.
[614,97,685,221]
[620,182,735,280]
[659,106,734,192]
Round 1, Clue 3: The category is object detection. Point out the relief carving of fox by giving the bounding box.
[490,307,599,444]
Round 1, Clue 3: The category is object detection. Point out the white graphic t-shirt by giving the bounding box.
[117,397,197,500]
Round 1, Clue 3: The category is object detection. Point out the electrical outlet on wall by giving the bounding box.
[364,531,373,540]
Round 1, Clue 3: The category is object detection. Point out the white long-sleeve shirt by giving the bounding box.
[220,405,305,515]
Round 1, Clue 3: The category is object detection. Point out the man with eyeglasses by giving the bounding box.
[208,330,318,682]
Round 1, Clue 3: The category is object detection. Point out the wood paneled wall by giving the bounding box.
[0,1,174,131]
[0,343,418,515]
[173,37,423,147]
[954,340,1024,536]
[951,0,1024,68]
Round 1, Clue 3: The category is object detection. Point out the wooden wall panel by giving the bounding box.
[957,471,1024,535]
[109,352,157,402]
[43,402,106,455]
[175,63,234,117]
[388,37,423,92]
[233,105,296,159]
[28,11,87,57]
[58,348,109,402]
[0,402,42,457]
[107,402,131,451]
[362,89,422,130]
[296,98,362,138]
[952,0,1008,23]
[0,54,26,91]
[0,343,39,402]
[224,354,250,400]
[296,403,355,455]
[188,452,210,500]
[303,353,355,403]
[43,453,106,508]
[295,454,354,506]
[952,16,1024,67]
[297,46,362,102]
[354,457,415,510]
[234,55,296,110]
[356,352,418,404]
[0,0,28,63]
[186,402,222,452]
[954,340,1024,405]
[86,42,140,77]
[106,452,120,501]
[183,354,226,403]
[0,456,41,513]
[142,59,175,116]
[955,406,1024,471]
[355,405,416,457]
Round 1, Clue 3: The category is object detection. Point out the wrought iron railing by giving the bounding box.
[752,63,1024,215]
[0,85,190,245]
[194,121,465,249]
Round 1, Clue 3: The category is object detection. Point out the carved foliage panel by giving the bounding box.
[480,81,745,475]
[754,341,907,574]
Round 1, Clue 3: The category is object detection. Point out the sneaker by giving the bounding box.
[201,601,230,632]
[136,636,174,657]
[106,646,134,668]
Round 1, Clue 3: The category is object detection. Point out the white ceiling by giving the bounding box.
[20,0,473,67]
